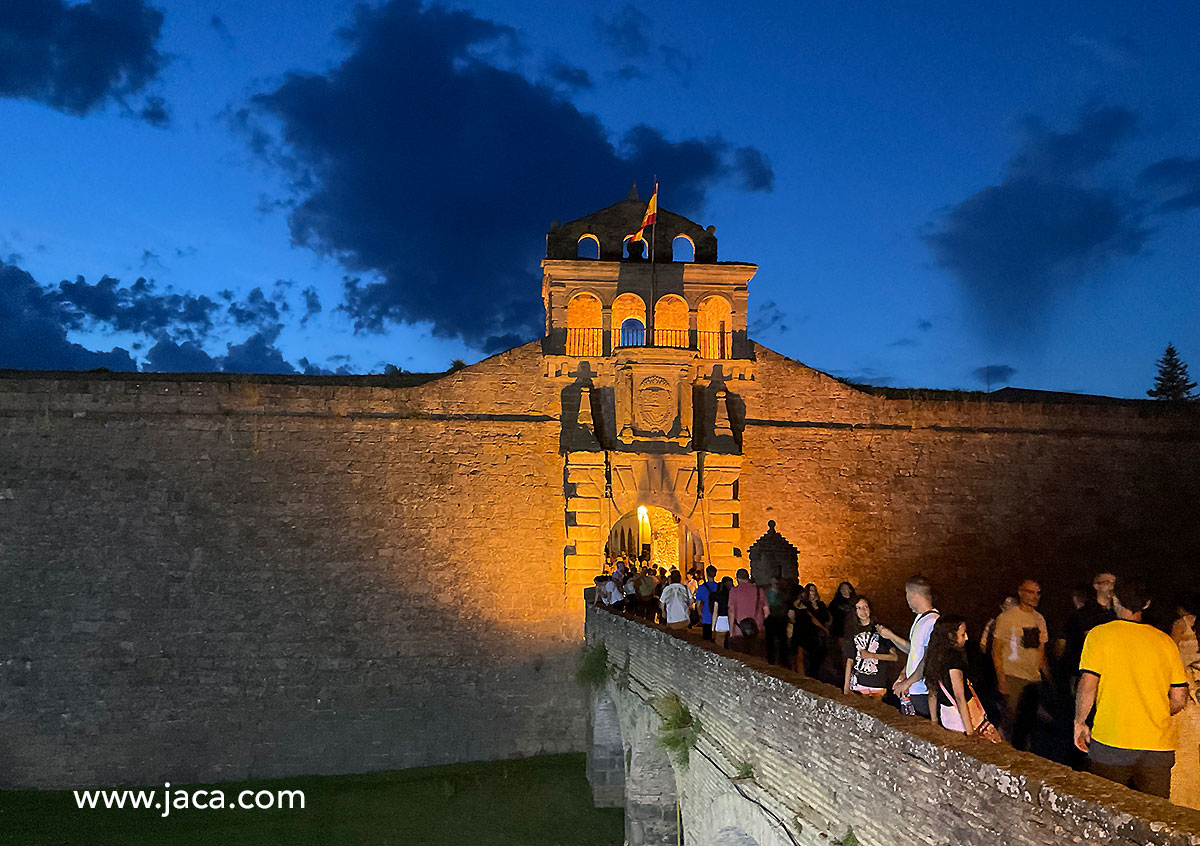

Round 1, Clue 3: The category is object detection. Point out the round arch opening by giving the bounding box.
[607,505,704,573]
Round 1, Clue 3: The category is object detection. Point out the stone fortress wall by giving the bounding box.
[0,343,582,788]
[586,606,1200,846]
[3,339,1199,787]
[738,345,1200,625]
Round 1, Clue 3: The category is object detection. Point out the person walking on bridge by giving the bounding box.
[879,575,939,718]
[728,569,767,656]
[1074,580,1189,799]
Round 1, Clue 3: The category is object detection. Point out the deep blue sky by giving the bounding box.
[2,0,1198,395]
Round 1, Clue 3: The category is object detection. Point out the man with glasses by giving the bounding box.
[993,579,1050,749]
[1063,572,1119,688]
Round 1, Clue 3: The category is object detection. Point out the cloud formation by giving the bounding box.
[1139,157,1200,213]
[924,105,1147,335]
[594,6,650,58]
[0,262,137,371]
[0,262,324,374]
[54,274,219,341]
[973,364,1017,387]
[0,0,168,122]
[244,0,772,351]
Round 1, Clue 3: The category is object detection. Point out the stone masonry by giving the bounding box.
[1,192,1199,787]
[587,605,1200,846]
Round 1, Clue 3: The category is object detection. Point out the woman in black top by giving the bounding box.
[828,581,857,639]
[790,583,831,677]
[710,576,734,648]
[923,614,976,735]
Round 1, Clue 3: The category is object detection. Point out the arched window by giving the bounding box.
[619,317,645,348]
[566,292,603,356]
[672,234,694,262]
[612,293,646,349]
[698,295,732,359]
[576,234,599,259]
[653,294,688,348]
[622,236,647,260]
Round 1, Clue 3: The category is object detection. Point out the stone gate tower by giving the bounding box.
[543,187,758,594]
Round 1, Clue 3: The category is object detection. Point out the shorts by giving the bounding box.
[850,681,887,697]
[714,616,730,633]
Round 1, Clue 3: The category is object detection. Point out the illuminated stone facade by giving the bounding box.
[1,191,1199,787]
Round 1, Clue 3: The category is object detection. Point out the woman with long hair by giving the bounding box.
[711,576,734,648]
[842,595,897,697]
[828,581,857,640]
[923,614,976,735]
[791,583,830,677]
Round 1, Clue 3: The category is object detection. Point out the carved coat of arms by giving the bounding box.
[637,376,674,432]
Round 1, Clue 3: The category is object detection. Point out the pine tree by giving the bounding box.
[1147,343,1197,401]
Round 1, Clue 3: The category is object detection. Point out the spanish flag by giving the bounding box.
[629,186,658,243]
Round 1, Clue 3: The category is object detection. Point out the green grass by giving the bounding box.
[0,754,623,846]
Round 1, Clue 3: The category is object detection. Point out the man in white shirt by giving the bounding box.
[879,575,939,718]
[659,571,694,631]
[993,578,1050,749]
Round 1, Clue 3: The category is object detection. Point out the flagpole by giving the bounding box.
[650,177,657,346]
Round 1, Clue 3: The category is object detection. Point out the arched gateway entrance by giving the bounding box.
[607,505,704,572]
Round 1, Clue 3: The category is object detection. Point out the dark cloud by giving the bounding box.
[887,337,917,347]
[0,0,168,121]
[734,147,774,192]
[244,0,773,351]
[613,65,642,81]
[227,286,280,327]
[139,95,168,126]
[749,300,790,336]
[54,274,219,341]
[594,5,649,58]
[300,286,321,325]
[140,248,164,271]
[1,262,321,375]
[833,368,895,387]
[210,13,234,48]
[219,325,296,374]
[144,335,218,371]
[972,364,1017,387]
[1138,157,1200,213]
[546,60,592,90]
[1007,106,1137,178]
[0,262,137,371]
[924,104,1147,335]
[917,319,933,332]
[297,356,353,376]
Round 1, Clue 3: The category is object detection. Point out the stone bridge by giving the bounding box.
[584,606,1200,846]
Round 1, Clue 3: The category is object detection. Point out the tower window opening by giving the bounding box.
[672,234,694,262]
[577,234,599,259]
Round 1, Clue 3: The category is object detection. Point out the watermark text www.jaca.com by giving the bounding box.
[73,782,305,817]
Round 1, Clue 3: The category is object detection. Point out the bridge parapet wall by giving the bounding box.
[586,606,1200,846]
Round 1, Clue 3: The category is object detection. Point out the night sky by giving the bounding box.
[2,0,1198,396]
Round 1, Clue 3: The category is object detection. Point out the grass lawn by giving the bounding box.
[0,753,624,845]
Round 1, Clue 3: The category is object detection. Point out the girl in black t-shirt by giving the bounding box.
[923,614,976,735]
[842,595,897,697]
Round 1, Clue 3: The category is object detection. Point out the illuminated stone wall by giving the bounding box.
[587,606,1200,846]
[0,342,580,788]
[737,344,1200,626]
[2,338,1198,788]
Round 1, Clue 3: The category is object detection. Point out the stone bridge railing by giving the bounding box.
[584,605,1200,846]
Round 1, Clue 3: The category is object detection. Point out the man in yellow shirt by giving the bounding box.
[1075,580,1189,798]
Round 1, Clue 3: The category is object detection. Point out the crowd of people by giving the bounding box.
[593,557,1200,808]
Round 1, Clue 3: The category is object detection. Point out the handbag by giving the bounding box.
[940,680,1003,743]
[737,617,759,637]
